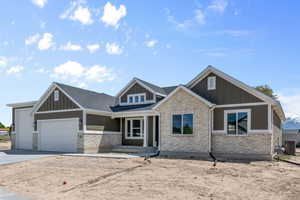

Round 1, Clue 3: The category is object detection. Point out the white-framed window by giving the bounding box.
[125,118,144,139]
[54,90,59,101]
[172,114,193,135]
[207,76,216,90]
[224,109,250,135]
[127,93,146,104]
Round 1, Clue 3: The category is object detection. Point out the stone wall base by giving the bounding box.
[159,151,273,161]
[82,133,122,154]
[211,152,273,161]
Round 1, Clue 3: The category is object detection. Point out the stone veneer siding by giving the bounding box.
[155,89,210,154]
[272,125,282,154]
[78,132,122,153]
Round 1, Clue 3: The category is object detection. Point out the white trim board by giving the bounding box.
[31,83,84,115]
[35,109,82,114]
[116,78,167,100]
[7,101,37,108]
[153,85,215,110]
[214,102,268,108]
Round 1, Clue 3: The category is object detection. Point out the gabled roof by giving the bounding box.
[56,83,116,112]
[153,85,215,109]
[31,82,116,114]
[186,65,285,120]
[116,78,168,98]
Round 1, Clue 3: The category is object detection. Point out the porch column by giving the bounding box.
[143,115,148,147]
[153,116,156,147]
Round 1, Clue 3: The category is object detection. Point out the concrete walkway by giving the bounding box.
[0,189,31,200]
[0,150,57,166]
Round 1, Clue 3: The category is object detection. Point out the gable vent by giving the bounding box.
[207,76,216,90]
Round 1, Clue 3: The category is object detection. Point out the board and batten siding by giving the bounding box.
[34,111,83,131]
[190,72,263,105]
[38,88,79,112]
[213,105,269,131]
[120,83,154,103]
[86,114,120,132]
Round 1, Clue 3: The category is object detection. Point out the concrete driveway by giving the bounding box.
[0,150,58,166]
[0,189,31,200]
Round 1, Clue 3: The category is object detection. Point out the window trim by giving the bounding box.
[126,93,147,105]
[224,109,251,136]
[54,90,59,101]
[171,113,194,136]
[207,76,216,90]
[125,118,144,139]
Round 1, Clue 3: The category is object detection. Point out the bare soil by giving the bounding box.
[0,156,299,200]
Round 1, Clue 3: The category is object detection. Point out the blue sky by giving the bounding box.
[0,0,300,125]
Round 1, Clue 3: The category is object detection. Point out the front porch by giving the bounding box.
[113,112,160,148]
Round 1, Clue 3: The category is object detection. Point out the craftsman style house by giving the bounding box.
[7,66,285,160]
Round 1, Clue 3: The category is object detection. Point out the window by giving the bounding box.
[126,119,144,139]
[140,95,145,102]
[172,114,193,135]
[129,96,133,103]
[127,93,146,104]
[226,110,249,135]
[207,76,216,90]
[54,90,59,101]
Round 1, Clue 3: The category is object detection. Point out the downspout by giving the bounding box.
[209,106,217,163]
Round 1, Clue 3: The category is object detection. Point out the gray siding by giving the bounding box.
[86,114,120,132]
[38,87,79,112]
[120,83,154,103]
[191,72,263,105]
[214,105,269,131]
[34,111,83,131]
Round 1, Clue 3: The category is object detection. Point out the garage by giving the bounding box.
[38,118,79,152]
[15,108,33,150]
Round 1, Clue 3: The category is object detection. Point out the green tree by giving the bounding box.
[0,122,6,128]
[255,85,278,99]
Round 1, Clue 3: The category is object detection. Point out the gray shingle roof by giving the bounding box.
[135,78,168,96]
[56,82,116,112]
[110,103,156,112]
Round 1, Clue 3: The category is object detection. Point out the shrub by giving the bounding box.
[296,142,300,148]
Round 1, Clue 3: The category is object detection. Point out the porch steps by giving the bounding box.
[111,145,158,154]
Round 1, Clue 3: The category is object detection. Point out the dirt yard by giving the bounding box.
[0,156,299,200]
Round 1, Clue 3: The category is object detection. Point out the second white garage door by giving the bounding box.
[38,118,78,152]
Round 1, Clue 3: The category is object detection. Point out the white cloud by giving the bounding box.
[53,61,85,79]
[25,33,40,45]
[31,0,47,8]
[207,0,228,14]
[6,65,24,75]
[0,57,7,67]
[71,6,93,25]
[101,2,127,28]
[85,65,115,82]
[60,1,93,25]
[166,8,205,29]
[194,9,206,24]
[218,30,251,37]
[105,42,123,55]
[145,40,158,48]
[278,91,300,119]
[51,61,116,84]
[60,41,82,51]
[38,33,54,50]
[36,68,49,73]
[87,44,100,53]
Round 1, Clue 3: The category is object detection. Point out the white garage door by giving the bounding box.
[15,108,33,150]
[38,118,78,152]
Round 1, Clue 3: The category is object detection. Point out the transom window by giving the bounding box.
[225,110,250,135]
[54,90,59,101]
[126,118,144,139]
[127,93,146,104]
[172,114,193,135]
